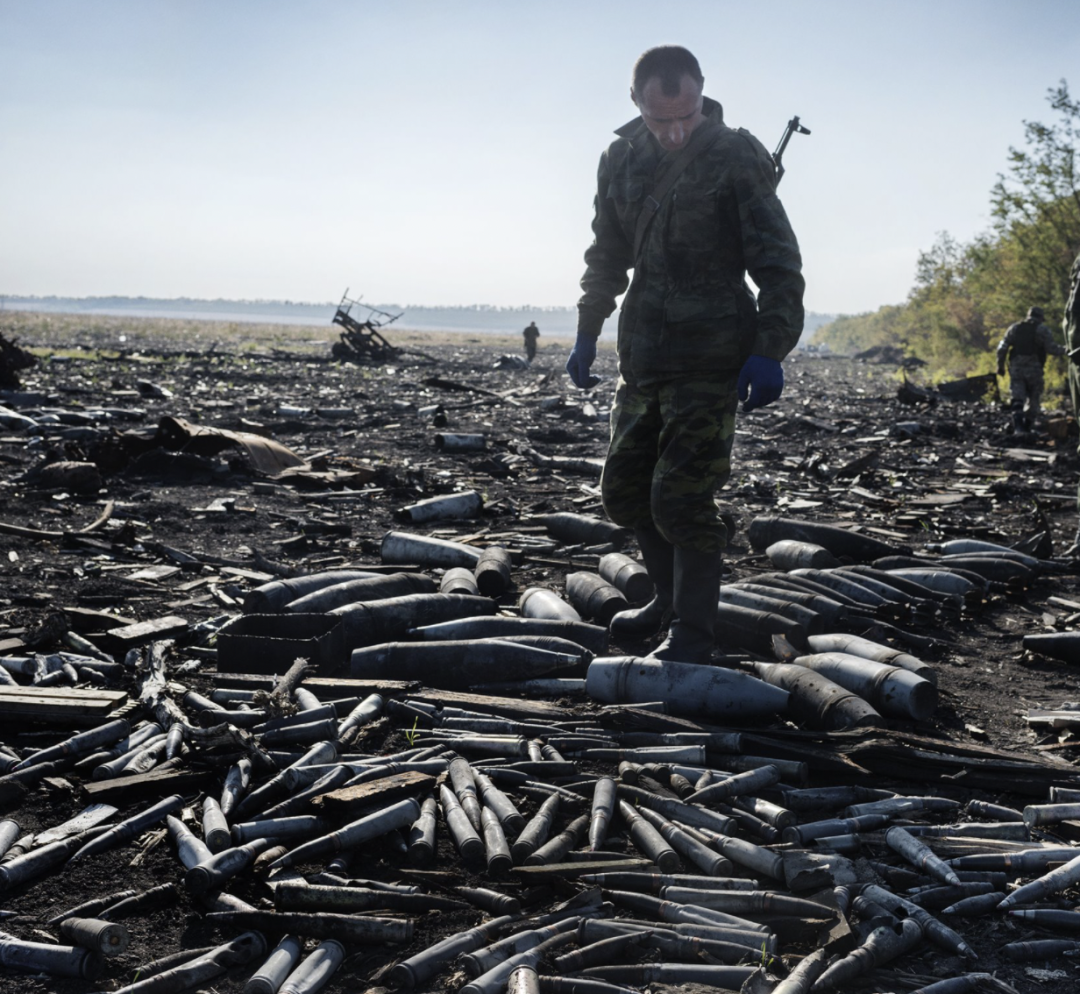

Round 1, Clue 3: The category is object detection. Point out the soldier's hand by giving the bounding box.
[566,334,601,389]
[738,355,784,412]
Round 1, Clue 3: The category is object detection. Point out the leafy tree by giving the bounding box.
[813,80,1079,388]
[985,80,1080,321]
[806,305,904,355]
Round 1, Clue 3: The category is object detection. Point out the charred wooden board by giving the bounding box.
[0,686,128,720]
[210,673,415,695]
[743,727,1080,796]
[80,767,214,804]
[305,676,416,696]
[60,606,139,631]
[103,615,189,649]
[313,770,436,816]
[596,705,734,734]
[405,689,566,722]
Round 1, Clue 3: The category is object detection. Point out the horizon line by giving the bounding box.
[0,292,841,317]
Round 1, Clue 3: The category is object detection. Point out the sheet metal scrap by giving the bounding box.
[152,416,306,475]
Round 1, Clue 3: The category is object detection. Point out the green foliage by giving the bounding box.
[986,81,1080,320]
[809,305,907,356]
[814,80,1080,387]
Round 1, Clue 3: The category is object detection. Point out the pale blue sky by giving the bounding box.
[2,0,1078,315]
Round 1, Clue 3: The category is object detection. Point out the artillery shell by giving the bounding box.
[408,795,438,865]
[243,933,302,994]
[481,805,513,876]
[886,827,960,886]
[59,916,130,956]
[202,797,231,853]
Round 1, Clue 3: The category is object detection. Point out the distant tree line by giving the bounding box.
[813,81,1080,389]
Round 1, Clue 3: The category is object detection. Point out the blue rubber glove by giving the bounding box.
[737,354,784,412]
[566,333,601,389]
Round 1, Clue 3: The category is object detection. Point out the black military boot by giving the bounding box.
[609,527,674,639]
[649,546,722,664]
[1010,402,1026,434]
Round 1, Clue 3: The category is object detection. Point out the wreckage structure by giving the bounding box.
[331,289,400,362]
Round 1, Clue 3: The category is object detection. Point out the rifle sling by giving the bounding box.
[633,120,725,263]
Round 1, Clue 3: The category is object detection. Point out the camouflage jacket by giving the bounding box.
[997,319,1065,365]
[577,97,804,383]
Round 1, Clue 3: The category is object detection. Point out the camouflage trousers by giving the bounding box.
[601,373,738,554]
[1008,356,1046,416]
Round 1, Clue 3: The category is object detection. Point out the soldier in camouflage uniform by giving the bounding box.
[1064,253,1080,555]
[522,321,540,362]
[565,46,804,663]
[997,305,1065,432]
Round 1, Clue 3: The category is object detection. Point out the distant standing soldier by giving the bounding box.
[996,305,1065,432]
[523,321,540,361]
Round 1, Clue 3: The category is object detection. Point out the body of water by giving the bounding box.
[2,296,835,343]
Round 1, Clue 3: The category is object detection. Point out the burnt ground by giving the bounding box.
[1,320,1080,993]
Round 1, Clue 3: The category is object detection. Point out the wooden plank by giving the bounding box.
[81,767,214,805]
[405,689,566,722]
[211,674,415,695]
[0,698,124,718]
[105,615,189,648]
[742,726,1080,797]
[60,606,139,631]
[313,771,437,816]
[951,466,1010,478]
[305,677,416,696]
[906,493,972,507]
[0,637,27,655]
[0,687,127,718]
[0,686,126,700]
[126,565,183,582]
[848,487,890,506]
[861,525,913,541]
[220,567,277,583]
[175,577,212,593]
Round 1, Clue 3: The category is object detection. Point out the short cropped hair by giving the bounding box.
[632,46,704,98]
